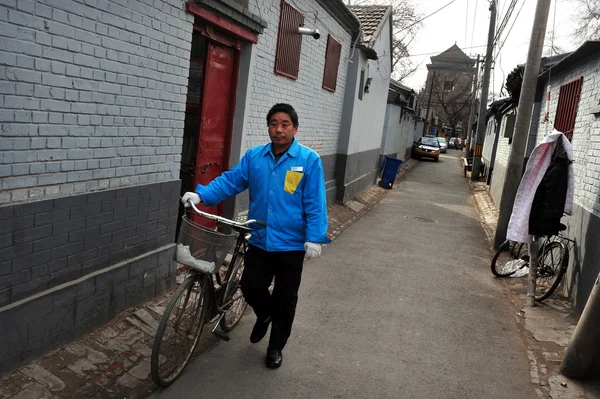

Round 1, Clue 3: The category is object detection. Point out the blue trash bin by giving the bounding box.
[378,156,403,189]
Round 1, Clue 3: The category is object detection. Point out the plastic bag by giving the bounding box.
[500,259,529,277]
[176,243,217,274]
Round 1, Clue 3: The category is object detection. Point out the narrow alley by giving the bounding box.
[150,151,535,399]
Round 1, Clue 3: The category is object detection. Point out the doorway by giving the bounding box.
[179,28,240,228]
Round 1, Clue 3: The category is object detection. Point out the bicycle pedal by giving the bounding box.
[212,329,230,342]
[210,313,225,330]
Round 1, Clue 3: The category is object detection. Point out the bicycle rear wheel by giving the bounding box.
[491,240,531,277]
[151,274,209,387]
[535,241,568,302]
[220,256,248,332]
[511,242,529,262]
[491,240,516,277]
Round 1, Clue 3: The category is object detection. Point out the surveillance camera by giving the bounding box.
[298,27,321,40]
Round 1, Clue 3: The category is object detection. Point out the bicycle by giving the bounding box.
[151,201,264,387]
[490,223,575,302]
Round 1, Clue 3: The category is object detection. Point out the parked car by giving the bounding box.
[448,137,456,149]
[411,137,440,162]
[455,137,463,150]
[437,137,447,153]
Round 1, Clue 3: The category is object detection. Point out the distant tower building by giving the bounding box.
[422,45,475,137]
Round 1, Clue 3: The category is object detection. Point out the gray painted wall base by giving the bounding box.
[0,245,175,373]
[335,149,380,203]
[563,204,600,315]
[338,169,378,202]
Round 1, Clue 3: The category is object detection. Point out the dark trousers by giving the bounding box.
[240,245,305,350]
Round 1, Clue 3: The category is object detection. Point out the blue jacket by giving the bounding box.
[196,139,331,251]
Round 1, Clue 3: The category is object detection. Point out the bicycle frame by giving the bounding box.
[183,201,260,328]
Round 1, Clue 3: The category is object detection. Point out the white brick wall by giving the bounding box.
[0,0,194,204]
[244,0,353,155]
[489,131,511,206]
[537,56,600,217]
[382,104,417,160]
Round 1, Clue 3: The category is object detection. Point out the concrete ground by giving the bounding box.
[150,150,536,399]
[469,179,600,399]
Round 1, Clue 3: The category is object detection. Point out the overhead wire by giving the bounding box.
[381,44,488,58]
[397,0,460,34]
[493,0,526,58]
[465,0,469,48]
[490,0,522,95]
[470,0,478,48]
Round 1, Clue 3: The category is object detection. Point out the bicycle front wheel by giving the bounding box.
[220,257,248,332]
[151,274,209,387]
[535,241,568,302]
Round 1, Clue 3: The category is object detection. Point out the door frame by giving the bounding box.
[185,4,257,216]
[192,25,241,176]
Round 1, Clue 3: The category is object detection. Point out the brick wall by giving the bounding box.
[0,245,175,372]
[0,181,179,307]
[0,0,191,371]
[0,0,194,204]
[244,0,353,156]
[382,104,416,161]
[538,57,600,216]
[535,55,600,310]
[489,132,511,206]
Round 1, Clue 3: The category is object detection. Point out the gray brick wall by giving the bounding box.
[0,0,194,204]
[244,0,353,156]
[0,181,180,307]
[0,244,175,373]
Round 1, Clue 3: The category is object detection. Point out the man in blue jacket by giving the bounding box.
[181,103,330,368]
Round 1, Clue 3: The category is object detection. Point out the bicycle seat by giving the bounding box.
[558,223,567,232]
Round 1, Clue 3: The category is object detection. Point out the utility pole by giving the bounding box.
[561,272,600,378]
[493,0,552,249]
[423,71,436,136]
[471,1,496,179]
[466,55,481,152]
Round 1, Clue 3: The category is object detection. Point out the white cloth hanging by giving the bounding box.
[506,130,574,244]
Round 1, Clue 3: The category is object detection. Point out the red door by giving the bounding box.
[194,43,236,217]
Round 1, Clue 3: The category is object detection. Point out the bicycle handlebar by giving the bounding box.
[187,200,266,229]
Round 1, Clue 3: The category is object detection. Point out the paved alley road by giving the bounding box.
[150,150,536,399]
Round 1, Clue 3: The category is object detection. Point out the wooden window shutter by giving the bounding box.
[274,1,304,79]
[554,77,583,141]
[322,34,342,92]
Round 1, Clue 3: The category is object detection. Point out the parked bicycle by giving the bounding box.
[151,201,264,387]
[490,223,575,302]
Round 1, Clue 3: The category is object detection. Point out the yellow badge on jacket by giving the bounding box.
[284,171,303,194]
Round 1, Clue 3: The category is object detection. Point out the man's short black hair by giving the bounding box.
[266,103,299,127]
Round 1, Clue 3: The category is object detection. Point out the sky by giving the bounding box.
[400,0,580,97]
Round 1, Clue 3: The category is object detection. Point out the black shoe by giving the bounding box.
[266,349,282,368]
[250,316,271,344]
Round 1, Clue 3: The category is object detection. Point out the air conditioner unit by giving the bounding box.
[501,114,516,139]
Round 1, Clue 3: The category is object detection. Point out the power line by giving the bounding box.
[398,0,460,34]
[404,44,488,58]
[494,0,519,47]
[494,0,526,59]
[465,0,469,48]
[470,0,478,48]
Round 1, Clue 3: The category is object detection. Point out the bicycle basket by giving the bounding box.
[174,215,236,274]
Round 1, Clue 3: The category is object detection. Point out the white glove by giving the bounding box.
[181,192,201,207]
[304,242,321,260]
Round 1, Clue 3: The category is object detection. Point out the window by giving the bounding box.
[322,34,342,92]
[274,1,304,79]
[358,69,365,100]
[554,77,583,141]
